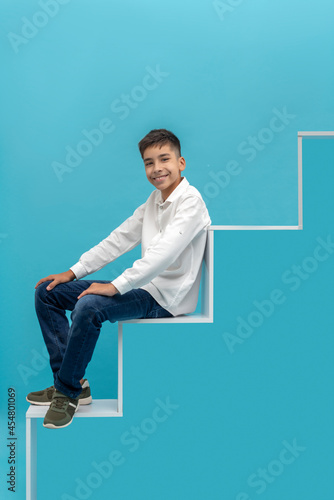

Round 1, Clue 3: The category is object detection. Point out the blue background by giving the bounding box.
[0,0,334,498]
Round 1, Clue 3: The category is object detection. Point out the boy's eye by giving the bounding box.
[146,158,168,166]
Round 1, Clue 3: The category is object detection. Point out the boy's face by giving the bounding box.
[143,143,186,202]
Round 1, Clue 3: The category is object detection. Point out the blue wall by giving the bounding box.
[0,0,334,498]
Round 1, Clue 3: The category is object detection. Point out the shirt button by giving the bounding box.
[160,206,163,209]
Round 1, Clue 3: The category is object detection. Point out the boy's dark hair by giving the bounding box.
[138,129,181,159]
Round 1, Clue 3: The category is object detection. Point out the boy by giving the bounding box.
[27,128,211,429]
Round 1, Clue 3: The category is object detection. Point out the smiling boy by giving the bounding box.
[27,128,211,429]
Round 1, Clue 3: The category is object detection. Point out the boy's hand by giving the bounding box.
[77,283,119,300]
[35,270,76,290]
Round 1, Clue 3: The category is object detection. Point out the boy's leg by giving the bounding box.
[54,287,172,399]
[34,279,112,381]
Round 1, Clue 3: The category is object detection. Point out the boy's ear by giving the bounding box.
[179,156,186,171]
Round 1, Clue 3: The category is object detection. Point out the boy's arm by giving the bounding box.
[111,195,211,294]
[70,201,146,280]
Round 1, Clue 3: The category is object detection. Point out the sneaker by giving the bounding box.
[26,379,92,406]
[43,390,80,429]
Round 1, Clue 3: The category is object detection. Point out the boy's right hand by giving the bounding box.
[35,270,76,290]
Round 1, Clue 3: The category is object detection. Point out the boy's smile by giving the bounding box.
[143,143,186,202]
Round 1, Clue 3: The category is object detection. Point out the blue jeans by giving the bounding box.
[35,280,173,398]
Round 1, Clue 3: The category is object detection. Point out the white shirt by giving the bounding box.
[70,177,211,316]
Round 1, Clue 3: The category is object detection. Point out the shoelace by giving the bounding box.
[46,386,55,399]
[52,397,68,410]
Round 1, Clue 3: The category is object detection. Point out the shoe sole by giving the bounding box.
[79,395,92,405]
[26,397,51,406]
[26,395,92,406]
[43,403,79,429]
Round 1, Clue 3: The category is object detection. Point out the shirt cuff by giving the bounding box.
[69,262,87,280]
[111,275,132,295]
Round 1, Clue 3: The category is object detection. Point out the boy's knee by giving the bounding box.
[71,296,103,323]
[35,280,52,302]
[72,295,96,315]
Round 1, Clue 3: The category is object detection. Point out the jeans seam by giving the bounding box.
[66,307,100,392]
[44,301,63,367]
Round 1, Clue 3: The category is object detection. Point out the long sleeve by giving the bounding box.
[111,195,211,295]
[69,201,147,280]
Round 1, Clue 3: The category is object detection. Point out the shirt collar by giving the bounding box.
[155,177,189,206]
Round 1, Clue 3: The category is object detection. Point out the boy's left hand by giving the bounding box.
[77,283,119,300]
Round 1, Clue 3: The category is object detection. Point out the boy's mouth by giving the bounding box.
[153,174,168,182]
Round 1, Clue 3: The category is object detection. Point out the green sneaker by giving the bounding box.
[43,390,80,429]
[26,379,92,406]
